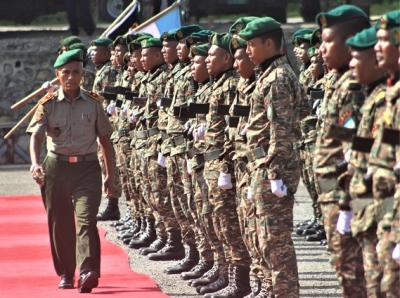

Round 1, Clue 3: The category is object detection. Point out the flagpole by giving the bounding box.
[131,1,180,31]
[100,0,138,37]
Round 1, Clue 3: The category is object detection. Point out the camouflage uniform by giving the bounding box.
[82,60,96,91]
[368,79,400,297]
[92,60,122,201]
[204,69,250,272]
[348,79,387,297]
[313,69,367,297]
[247,56,302,297]
[299,64,315,92]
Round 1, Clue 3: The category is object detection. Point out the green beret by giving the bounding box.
[316,5,368,29]
[185,30,215,49]
[306,46,318,59]
[346,27,377,51]
[161,29,179,41]
[210,33,233,53]
[291,28,313,45]
[141,37,163,49]
[390,27,400,46]
[238,17,281,41]
[113,35,128,48]
[376,10,400,30]
[229,37,247,57]
[229,16,259,35]
[190,43,210,57]
[68,43,88,56]
[310,28,322,46]
[175,24,204,41]
[61,36,81,47]
[129,35,152,52]
[91,37,113,48]
[54,49,83,69]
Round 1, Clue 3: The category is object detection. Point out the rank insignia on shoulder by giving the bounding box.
[38,93,54,105]
[89,91,105,103]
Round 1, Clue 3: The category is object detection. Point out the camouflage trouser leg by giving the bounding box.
[118,140,132,204]
[377,230,400,298]
[251,167,299,298]
[130,147,147,218]
[137,149,154,218]
[355,228,386,298]
[191,167,216,262]
[97,142,122,199]
[165,155,195,244]
[305,142,321,218]
[207,172,251,268]
[320,197,367,297]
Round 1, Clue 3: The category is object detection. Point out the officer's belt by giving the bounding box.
[171,135,185,147]
[246,146,269,162]
[316,175,337,193]
[135,128,160,139]
[118,128,130,137]
[204,149,223,161]
[47,152,98,163]
[349,193,374,214]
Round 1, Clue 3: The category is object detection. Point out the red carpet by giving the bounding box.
[0,195,169,297]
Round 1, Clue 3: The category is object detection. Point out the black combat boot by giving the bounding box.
[139,234,167,255]
[198,264,229,294]
[110,210,131,227]
[96,198,120,221]
[127,216,147,246]
[206,265,251,298]
[190,261,220,287]
[129,217,156,249]
[163,243,199,274]
[180,259,213,280]
[147,230,185,261]
[243,273,261,298]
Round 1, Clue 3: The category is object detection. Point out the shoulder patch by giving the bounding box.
[38,93,54,105]
[89,91,105,103]
[374,91,386,103]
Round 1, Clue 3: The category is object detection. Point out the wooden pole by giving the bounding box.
[4,104,38,140]
[11,77,59,111]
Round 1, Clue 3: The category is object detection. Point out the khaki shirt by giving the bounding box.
[27,88,113,156]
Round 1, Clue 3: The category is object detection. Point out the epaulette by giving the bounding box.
[347,81,362,91]
[38,93,54,105]
[89,91,105,103]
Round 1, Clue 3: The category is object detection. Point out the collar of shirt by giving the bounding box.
[57,88,87,102]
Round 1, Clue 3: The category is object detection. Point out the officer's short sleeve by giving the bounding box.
[26,105,47,135]
[95,101,113,137]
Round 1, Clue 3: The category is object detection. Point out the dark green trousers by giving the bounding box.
[41,155,102,277]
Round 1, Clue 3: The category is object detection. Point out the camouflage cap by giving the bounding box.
[185,30,215,49]
[306,46,318,59]
[175,24,204,41]
[210,33,233,53]
[238,17,281,41]
[346,26,377,51]
[54,49,83,69]
[310,28,322,46]
[390,27,400,46]
[376,10,400,30]
[91,37,113,48]
[61,36,82,47]
[229,37,247,57]
[190,43,210,57]
[229,16,259,35]
[141,37,163,49]
[129,35,152,53]
[316,5,368,29]
[161,28,179,41]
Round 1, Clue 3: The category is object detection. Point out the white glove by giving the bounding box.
[270,179,287,197]
[394,161,400,171]
[129,111,137,123]
[42,81,54,93]
[336,210,352,234]
[247,186,253,202]
[107,102,117,116]
[194,123,206,142]
[157,152,166,168]
[344,149,352,163]
[392,243,400,265]
[376,240,381,252]
[184,120,191,130]
[218,172,233,190]
[120,104,129,117]
[240,123,249,136]
[186,158,192,176]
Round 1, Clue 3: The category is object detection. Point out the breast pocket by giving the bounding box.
[78,112,96,138]
[48,118,67,138]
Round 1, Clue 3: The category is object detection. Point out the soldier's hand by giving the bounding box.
[103,175,116,198]
[392,243,400,265]
[218,172,233,190]
[271,179,287,197]
[106,102,117,116]
[336,210,352,234]
[32,165,45,187]
[42,81,55,93]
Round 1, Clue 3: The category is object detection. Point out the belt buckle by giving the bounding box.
[69,156,78,163]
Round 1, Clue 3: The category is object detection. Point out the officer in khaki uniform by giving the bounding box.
[27,49,115,293]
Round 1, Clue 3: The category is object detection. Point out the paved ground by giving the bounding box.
[0,164,341,297]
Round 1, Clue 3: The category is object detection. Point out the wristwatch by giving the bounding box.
[30,163,40,173]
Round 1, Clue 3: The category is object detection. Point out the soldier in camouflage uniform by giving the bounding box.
[292,28,314,90]
[344,26,388,298]
[367,12,400,297]
[312,5,372,297]
[91,37,122,221]
[239,17,304,298]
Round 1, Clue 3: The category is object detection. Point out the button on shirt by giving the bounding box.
[27,88,113,156]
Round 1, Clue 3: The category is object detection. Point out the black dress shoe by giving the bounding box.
[59,276,74,289]
[77,271,99,293]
